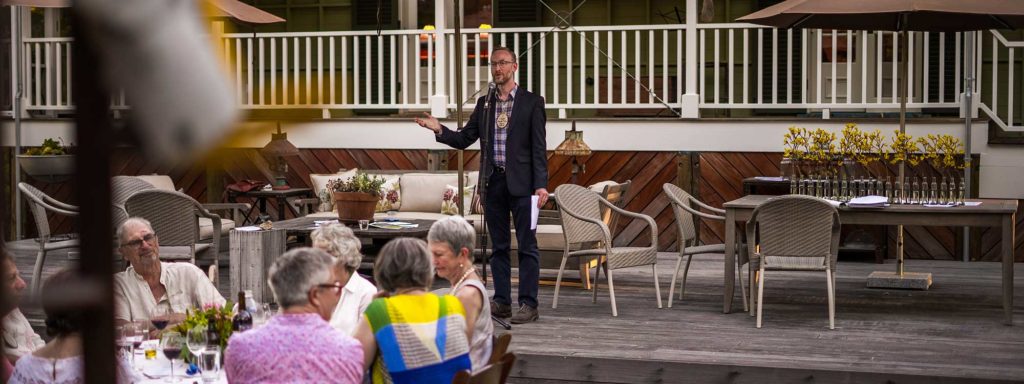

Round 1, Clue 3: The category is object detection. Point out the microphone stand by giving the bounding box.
[479,85,510,330]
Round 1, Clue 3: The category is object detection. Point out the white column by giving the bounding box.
[429,0,449,117]
[680,0,699,118]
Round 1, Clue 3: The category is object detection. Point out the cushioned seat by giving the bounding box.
[199,217,236,240]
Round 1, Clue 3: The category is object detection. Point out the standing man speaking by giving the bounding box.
[415,47,548,324]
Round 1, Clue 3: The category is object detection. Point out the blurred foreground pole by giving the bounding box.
[70,8,116,383]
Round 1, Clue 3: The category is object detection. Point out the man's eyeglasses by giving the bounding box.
[489,60,515,68]
[121,233,157,250]
[315,282,344,294]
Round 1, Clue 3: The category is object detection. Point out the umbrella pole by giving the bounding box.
[869,25,930,290]
[13,6,23,239]
[897,27,908,278]
[454,0,464,217]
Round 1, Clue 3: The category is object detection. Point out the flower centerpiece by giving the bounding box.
[172,302,234,364]
[327,172,386,223]
[17,137,75,183]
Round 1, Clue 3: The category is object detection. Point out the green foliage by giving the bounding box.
[23,137,72,156]
[327,172,386,197]
[172,302,234,363]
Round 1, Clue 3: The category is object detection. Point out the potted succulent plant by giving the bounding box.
[17,137,75,183]
[327,172,385,223]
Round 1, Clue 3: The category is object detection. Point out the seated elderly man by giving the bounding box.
[225,247,364,383]
[1,248,44,363]
[2,248,44,370]
[113,218,225,326]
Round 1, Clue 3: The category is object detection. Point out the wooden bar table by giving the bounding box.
[722,195,1018,325]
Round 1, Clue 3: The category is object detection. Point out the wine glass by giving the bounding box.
[160,331,184,383]
[186,324,209,357]
[122,322,145,369]
[149,306,171,336]
[115,325,133,365]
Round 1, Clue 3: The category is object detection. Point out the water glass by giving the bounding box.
[199,349,221,383]
[253,303,272,327]
[358,219,369,230]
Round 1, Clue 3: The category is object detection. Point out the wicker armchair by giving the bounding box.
[746,195,841,329]
[17,183,79,295]
[112,176,157,229]
[124,190,223,281]
[662,183,749,311]
[451,352,516,384]
[552,184,662,317]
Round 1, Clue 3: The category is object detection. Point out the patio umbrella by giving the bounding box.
[2,0,282,237]
[1,0,284,23]
[738,0,1024,272]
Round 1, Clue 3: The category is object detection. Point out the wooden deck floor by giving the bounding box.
[8,241,1024,383]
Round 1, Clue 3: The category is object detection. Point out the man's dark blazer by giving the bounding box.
[435,87,548,197]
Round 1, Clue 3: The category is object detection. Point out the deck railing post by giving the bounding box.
[429,0,449,118]
[680,0,699,118]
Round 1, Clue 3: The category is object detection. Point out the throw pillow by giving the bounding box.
[310,168,358,213]
[441,184,475,215]
[399,173,461,212]
[374,176,402,212]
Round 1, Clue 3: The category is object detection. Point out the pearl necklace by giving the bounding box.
[452,266,476,292]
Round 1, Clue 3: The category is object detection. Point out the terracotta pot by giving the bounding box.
[333,191,377,223]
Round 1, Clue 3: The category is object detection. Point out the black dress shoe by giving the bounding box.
[510,304,539,324]
[491,300,511,318]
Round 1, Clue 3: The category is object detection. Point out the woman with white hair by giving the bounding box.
[311,223,377,335]
[353,237,471,384]
[427,216,492,371]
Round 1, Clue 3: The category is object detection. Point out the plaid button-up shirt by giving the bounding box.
[493,86,517,167]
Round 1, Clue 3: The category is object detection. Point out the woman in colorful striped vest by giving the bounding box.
[354,237,472,384]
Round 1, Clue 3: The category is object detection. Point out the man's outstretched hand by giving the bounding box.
[415,112,441,134]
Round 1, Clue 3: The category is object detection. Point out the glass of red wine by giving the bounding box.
[150,306,171,336]
[160,331,184,383]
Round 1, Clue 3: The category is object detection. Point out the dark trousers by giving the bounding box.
[485,170,540,309]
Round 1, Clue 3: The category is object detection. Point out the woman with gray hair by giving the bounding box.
[353,238,471,384]
[225,247,363,383]
[427,216,492,371]
[311,223,377,335]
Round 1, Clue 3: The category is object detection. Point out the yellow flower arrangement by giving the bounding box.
[807,128,836,164]
[782,126,810,160]
[838,123,863,161]
[889,130,923,166]
[919,133,965,172]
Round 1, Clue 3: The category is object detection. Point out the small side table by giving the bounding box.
[229,229,287,305]
[230,187,312,223]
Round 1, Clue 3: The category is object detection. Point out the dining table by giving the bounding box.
[721,195,1018,325]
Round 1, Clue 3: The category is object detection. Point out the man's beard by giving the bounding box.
[493,73,509,85]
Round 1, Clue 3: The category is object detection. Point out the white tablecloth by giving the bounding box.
[133,340,227,384]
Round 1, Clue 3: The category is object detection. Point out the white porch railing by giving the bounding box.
[14,24,1024,129]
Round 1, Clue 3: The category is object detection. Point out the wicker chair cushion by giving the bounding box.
[133,175,177,192]
[198,217,235,240]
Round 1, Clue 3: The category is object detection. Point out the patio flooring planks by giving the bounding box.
[7,240,1024,383]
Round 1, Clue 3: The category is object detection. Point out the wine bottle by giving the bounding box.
[232,292,253,332]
